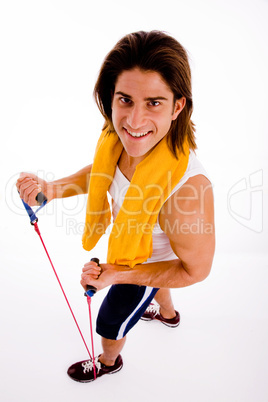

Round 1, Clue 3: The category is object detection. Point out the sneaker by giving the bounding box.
[141,303,180,327]
[67,354,123,383]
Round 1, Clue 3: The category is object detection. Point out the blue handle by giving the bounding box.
[20,192,47,224]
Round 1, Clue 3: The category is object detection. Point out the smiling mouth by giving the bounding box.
[125,128,151,138]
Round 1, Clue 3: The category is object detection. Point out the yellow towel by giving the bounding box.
[82,128,189,268]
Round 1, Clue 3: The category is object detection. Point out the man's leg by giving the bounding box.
[99,336,126,366]
[152,288,177,319]
[67,285,158,382]
[141,288,180,327]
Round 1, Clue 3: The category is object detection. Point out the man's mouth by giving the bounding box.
[125,128,151,138]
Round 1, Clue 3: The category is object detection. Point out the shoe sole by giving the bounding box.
[141,317,180,327]
[160,320,180,328]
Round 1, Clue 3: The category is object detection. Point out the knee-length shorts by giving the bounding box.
[96,284,159,340]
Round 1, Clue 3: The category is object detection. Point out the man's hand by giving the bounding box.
[16,173,54,206]
[80,261,127,292]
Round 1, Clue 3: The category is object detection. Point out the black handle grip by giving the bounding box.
[84,258,100,297]
[36,192,47,205]
[90,258,100,265]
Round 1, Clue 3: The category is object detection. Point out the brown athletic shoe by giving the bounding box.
[67,354,123,382]
[141,303,180,327]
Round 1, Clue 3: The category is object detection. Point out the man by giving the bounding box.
[17,30,215,382]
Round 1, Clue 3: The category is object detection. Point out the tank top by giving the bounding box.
[109,151,209,264]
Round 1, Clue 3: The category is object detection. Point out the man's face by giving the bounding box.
[111,68,185,160]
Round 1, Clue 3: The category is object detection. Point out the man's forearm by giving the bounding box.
[102,259,206,290]
[50,164,92,199]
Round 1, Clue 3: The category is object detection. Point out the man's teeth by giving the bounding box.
[127,129,150,138]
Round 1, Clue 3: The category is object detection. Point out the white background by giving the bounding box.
[1,0,268,401]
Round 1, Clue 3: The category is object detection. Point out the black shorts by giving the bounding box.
[96,284,159,340]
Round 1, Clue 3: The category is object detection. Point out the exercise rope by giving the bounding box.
[19,192,97,380]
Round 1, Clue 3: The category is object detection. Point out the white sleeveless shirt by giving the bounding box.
[109,151,209,264]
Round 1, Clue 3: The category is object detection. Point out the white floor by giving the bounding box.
[1,215,268,402]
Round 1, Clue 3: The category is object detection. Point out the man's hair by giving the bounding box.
[94,30,197,157]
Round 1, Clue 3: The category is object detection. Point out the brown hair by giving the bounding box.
[94,30,197,157]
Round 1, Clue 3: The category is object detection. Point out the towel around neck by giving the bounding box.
[82,128,189,268]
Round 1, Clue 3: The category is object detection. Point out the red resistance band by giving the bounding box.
[34,221,97,380]
[20,192,97,380]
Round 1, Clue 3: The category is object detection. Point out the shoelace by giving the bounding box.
[82,357,102,374]
[146,303,160,316]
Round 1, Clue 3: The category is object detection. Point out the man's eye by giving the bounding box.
[120,97,132,104]
[149,100,160,107]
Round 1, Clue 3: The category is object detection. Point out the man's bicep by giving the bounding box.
[169,230,215,281]
[159,175,215,280]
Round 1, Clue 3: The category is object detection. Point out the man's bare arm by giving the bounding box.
[16,164,92,206]
[81,174,215,291]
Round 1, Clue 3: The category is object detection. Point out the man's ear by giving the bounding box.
[172,97,186,121]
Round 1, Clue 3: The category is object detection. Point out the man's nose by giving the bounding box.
[126,104,147,129]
